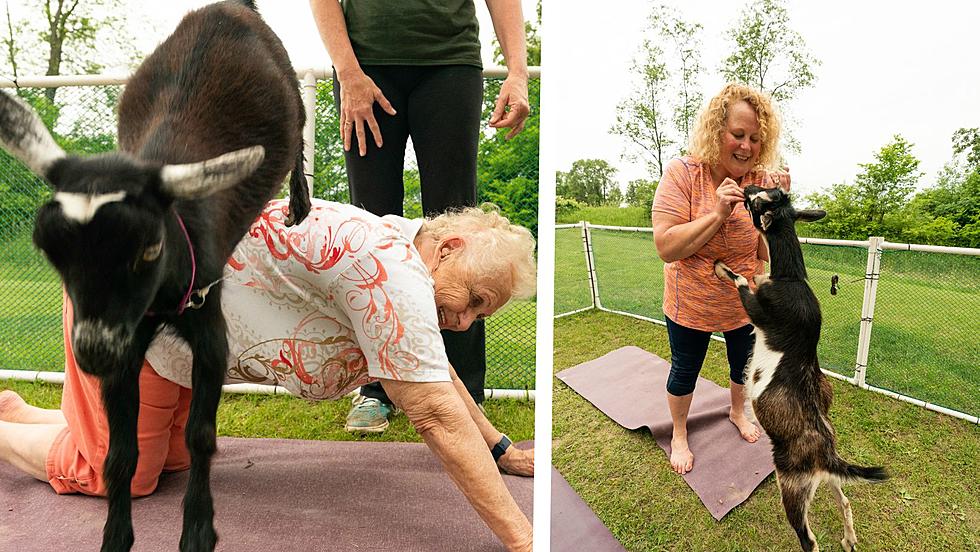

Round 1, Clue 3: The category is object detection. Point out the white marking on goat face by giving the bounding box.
[72,318,132,362]
[54,191,126,224]
[748,191,772,203]
[746,327,783,402]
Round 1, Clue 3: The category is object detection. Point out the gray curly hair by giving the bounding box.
[423,205,536,300]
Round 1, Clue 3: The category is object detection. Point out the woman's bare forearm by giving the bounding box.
[448,364,502,448]
[485,0,528,78]
[653,211,725,263]
[381,379,532,551]
[308,0,361,78]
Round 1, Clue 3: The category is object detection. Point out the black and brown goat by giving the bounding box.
[0,1,309,550]
[713,186,887,552]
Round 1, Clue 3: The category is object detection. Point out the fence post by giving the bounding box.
[580,221,601,309]
[301,70,317,201]
[854,236,883,387]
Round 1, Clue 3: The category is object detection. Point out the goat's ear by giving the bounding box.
[795,209,827,223]
[0,91,66,180]
[158,145,265,199]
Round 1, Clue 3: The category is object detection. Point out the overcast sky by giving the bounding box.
[548,0,980,197]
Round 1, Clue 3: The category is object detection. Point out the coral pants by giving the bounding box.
[45,295,192,496]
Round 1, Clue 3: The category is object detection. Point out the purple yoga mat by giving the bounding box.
[550,468,626,552]
[556,346,775,520]
[0,437,532,551]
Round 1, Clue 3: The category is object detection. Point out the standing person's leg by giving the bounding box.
[724,323,761,442]
[664,317,713,475]
[335,66,412,431]
[407,65,487,404]
[334,66,411,216]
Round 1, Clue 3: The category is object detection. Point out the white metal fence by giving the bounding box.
[555,222,980,424]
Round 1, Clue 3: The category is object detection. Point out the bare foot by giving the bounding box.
[729,411,761,443]
[0,390,64,425]
[669,435,694,474]
[0,390,28,423]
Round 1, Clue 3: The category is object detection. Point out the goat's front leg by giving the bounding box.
[714,261,769,325]
[100,361,143,552]
[179,315,227,552]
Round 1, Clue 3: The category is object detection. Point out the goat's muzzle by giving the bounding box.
[71,319,135,376]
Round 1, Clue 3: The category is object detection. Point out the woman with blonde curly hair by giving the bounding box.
[0,199,536,551]
[651,83,791,475]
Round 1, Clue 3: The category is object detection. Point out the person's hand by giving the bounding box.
[489,74,530,140]
[497,445,534,477]
[714,177,745,220]
[338,70,396,156]
[766,167,791,191]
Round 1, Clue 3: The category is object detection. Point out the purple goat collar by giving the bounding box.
[144,211,197,318]
[173,212,197,316]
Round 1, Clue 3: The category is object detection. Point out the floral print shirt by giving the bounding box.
[145,199,450,399]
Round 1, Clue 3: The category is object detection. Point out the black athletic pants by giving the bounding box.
[334,64,487,404]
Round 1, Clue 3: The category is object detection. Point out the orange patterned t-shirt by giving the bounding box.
[652,156,777,332]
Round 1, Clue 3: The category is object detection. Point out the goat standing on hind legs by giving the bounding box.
[713,185,888,552]
[0,1,309,550]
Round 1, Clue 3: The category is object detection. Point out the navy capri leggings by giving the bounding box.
[665,316,754,396]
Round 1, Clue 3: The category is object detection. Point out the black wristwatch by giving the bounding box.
[491,434,512,463]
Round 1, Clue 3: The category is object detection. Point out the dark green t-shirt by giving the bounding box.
[341,0,482,68]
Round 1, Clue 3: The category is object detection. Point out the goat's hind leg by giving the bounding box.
[178,314,228,552]
[99,362,143,552]
[829,478,857,551]
[778,471,821,552]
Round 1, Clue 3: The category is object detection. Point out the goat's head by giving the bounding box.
[0,91,264,374]
[743,185,826,233]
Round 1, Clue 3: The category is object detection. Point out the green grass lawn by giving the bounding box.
[555,226,980,417]
[554,310,980,552]
[2,378,535,444]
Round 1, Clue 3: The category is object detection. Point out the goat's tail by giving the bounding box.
[236,0,258,12]
[285,149,312,226]
[829,456,889,484]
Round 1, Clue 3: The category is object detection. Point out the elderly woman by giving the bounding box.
[310,0,532,434]
[651,83,790,475]
[0,199,535,551]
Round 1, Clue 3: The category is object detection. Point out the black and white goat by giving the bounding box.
[713,186,887,552]
[0,1,309,550]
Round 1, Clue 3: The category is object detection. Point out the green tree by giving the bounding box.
[952,127,980,170]
[854,135,922,226]
[720,0,819,104]
[611,38,672,178]
[606,186,624,207]
[611,7,703,178]
[625,178,658,209]
[480,1,541,234]
[2,0,140,102]
[556,159,617,206]
[807,136,923,241]
[661,12,704,149]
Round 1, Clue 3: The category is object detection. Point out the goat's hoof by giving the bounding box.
[841,537,857,551]
[713,260,732,281]
[178,527,217,552]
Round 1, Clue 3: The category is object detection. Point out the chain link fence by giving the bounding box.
[555,222,980,422]
[0,72,539,392]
